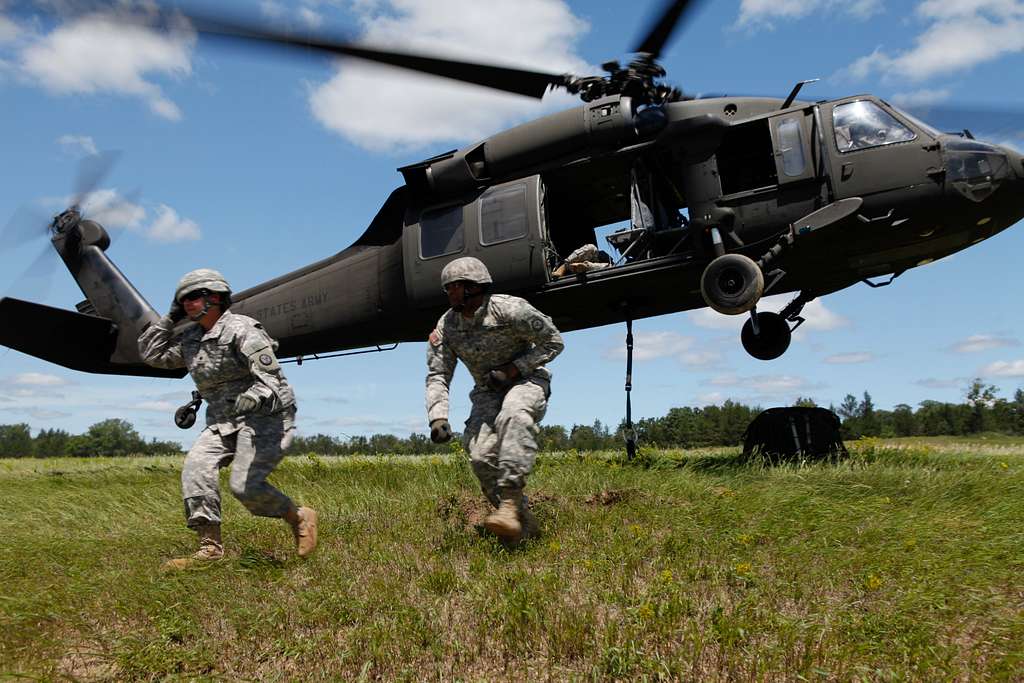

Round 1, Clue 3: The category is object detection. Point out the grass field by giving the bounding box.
[2,439,1023,681]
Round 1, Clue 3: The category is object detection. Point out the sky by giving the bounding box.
[1,0,1023,446]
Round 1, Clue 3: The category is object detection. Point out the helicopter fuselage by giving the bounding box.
[3,93,1020,374]
[225,94,1023,361]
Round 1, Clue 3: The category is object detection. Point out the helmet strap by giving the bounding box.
[458,285,486,315]
[187,294,220,322]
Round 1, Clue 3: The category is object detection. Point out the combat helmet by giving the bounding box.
[440,257,492,288]
[175,268,231,304]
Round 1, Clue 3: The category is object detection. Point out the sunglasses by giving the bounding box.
[180,289,211,302]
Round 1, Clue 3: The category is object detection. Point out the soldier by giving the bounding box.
[139,269,317,568]
[426,257,564,544]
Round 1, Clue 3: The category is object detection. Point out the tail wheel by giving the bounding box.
[741,312,792,360]
[700,253,764,315]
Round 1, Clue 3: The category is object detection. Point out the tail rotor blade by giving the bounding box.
[71,150,121,209]
[0,205,51,249]
[6,242,58,300]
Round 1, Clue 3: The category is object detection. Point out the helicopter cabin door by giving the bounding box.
[403,175,549,308]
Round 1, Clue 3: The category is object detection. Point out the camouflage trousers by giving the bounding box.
[462,378,548,506]
[181,415,294,528]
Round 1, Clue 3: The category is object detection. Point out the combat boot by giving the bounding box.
[289,506,319,557]
[163,524,224,570]
[484,489,523,539]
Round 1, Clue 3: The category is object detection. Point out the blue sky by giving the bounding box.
[2,0,1023,445]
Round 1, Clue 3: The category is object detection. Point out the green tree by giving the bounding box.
[33,428,71,458]
[892,404,916,437]
[71,419,145,457]
[965,378,998,433]
[0,424,34,458]
[793,396,818,407]
[537,424,569,451]
[859,392,880,437]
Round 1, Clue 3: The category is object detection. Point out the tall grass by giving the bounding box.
[2,440,1023,681]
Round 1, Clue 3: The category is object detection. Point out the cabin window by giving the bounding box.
[833,101,916,153]
[776,117,806,177]
[420,205,465,259]
[480,183,529,245]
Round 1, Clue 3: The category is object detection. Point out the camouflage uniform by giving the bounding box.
[139,311,297,528]
[426,294,564,505]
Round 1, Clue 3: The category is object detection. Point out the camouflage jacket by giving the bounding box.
[138,311,296,434]
[426,294,564,422]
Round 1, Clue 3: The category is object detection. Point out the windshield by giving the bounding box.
[833,100,916,152]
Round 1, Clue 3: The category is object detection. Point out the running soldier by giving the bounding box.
[426,257,564,543]
[139,269,317,568]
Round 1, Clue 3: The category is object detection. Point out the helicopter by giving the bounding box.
[1,0,1022,383]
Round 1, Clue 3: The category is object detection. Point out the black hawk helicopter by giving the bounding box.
[1,0,1021,379]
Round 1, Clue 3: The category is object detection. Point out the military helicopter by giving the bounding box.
[1,0,1022,382]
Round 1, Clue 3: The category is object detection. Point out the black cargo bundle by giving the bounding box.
[742,407,847,462]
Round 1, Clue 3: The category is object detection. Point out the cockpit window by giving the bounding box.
[833,100,916,153]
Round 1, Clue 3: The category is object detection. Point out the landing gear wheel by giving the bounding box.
[741,312,792,360]
[700,254,764,315]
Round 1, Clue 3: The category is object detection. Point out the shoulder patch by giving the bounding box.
[259,353,273,366]
[429,330,442,347]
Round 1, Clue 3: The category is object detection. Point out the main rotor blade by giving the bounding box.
[181,11,570,99]
[633,0,704,58]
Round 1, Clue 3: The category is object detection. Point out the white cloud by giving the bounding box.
[260,1,286,20]
[18,12,195,121]
[307,0,593,151]
[603,331,721,366]
[839,1,1024,83]
[707,373,821,398]
[56,134,99,157]
[915,377,967,389]
[687,295,847,336]
[146,204,200,242]
[299,7,324,28]
[15,408,72,420]
[135,400,176,412]
[0,14,17,45]
[81,189,146,230]
[949,334,1020,353]
[736,0,883,29]
[890,88,952,108]
[824,352,874,364]
[9,372,71,387]
[695,392,727,405]
[309,414,424,436]
[980,359,1024,377]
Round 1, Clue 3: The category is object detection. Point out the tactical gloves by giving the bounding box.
[486,363,521,392]
[233,391,261,416]
[168,299,186,323]
[430,418,452,444]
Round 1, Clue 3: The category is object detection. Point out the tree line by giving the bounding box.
[0,419,182,458]
[1,380,1021,458]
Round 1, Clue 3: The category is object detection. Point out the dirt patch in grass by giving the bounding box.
[585,488,641,506]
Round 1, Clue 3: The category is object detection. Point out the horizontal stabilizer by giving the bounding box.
[0,297,186,378]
